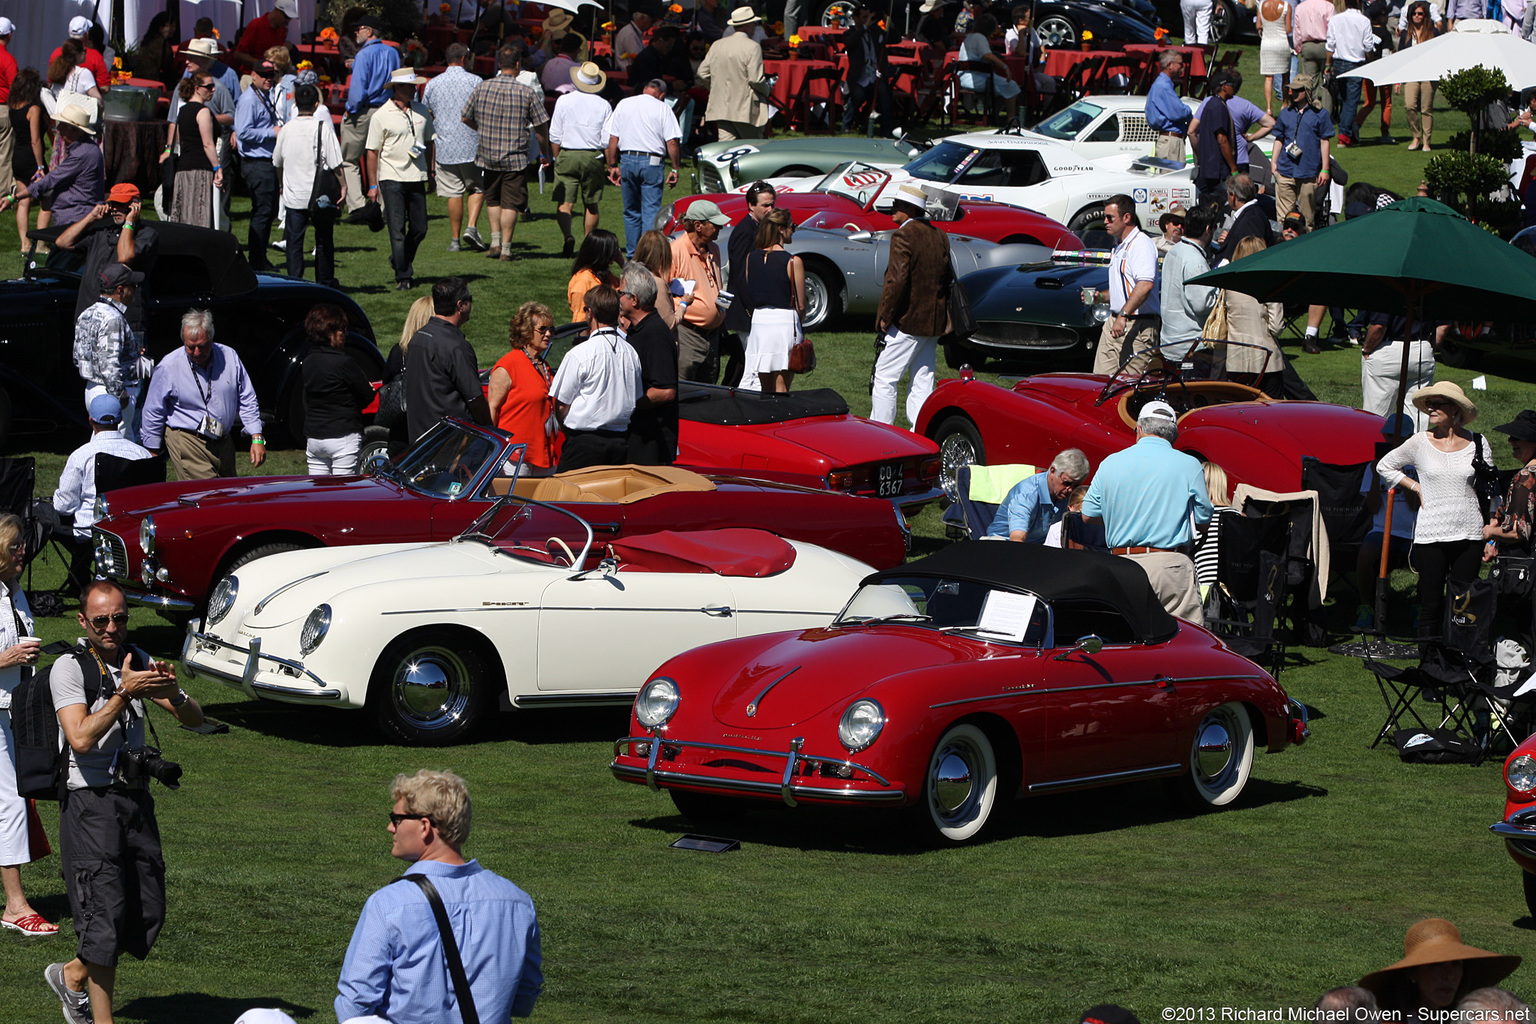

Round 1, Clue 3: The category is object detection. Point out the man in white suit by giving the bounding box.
[697,7,772,140]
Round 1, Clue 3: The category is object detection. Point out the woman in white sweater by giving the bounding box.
[1376,381,1494,639]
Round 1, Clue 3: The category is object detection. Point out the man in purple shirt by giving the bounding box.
[140,309,266,480]
[0,105,103,228]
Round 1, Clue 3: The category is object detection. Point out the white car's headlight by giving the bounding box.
[299,604,331,656]
[1509,755,1536,795]
[207,576,238,625]
[635,677,680,729]
[838,699,885,753]
[139,516,155,555]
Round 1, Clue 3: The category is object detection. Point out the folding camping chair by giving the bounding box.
[1300,456,1372,576]
[940,463,1035,539]
[1203,508,1292,678]
[1231,484,1329,648]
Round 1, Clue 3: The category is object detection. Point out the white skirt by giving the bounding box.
[743,307,799,376]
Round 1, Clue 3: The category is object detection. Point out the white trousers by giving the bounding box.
[1181,0,1212,44]
[870,326,937,429]
[0,708,34,866]
[84,381,142,445]
[306,432,362,476]
[1362,341,1435,432]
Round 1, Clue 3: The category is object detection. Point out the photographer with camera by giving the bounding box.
[45,579,201,1024]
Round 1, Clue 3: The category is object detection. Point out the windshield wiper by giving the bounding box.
[939,625,1020,639]
[839,613,933,627]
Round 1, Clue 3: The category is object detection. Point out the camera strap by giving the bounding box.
[394,874,481,1024]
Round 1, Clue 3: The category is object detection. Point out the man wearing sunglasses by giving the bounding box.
[45,580,202,1024]
[337,769,542,1023]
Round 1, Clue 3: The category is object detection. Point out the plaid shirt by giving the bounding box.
[73,298,141,391]
[462,74,548,172]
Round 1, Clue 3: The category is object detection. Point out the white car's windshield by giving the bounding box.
[818,162,893,206]
[457,494,595,569]
[1032,101,1104,140]
[903,141,979,184]
[836,575,1050,645]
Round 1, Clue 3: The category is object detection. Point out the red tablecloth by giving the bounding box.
[1041,49,1127,78]
[764,58,840,125]
[794,41,832,61]
[796,26,845,42]
[1123,43,1207,77]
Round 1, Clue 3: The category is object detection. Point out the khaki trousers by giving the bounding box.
[1093,315,1161,377]
[677,320,720,382]
[0,116,14,197]
[340,107,375,214]
[1403,81,1434,145]
[1124,551,1203,622]
[1275,174,1319,230]
[164,427,235,481]
[713,121,764,142]
[1154,133,1186,162]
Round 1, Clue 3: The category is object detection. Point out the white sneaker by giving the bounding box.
[461,226,488,252]
[45,963,91,1024]
[271,238,288,251]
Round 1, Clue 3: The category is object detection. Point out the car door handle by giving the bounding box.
[1156,676,1175,691]
[700,605,733,617]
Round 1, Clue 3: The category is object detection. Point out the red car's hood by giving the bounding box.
[109,474,399,516]
[743,415,938,465]
[709,627,976,729]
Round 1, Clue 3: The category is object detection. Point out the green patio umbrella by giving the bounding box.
[1189,197,1536,641]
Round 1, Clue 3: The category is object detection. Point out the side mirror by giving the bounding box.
[1053,634,1104,661]
[600,556,618,576]
[362,452,391,476]
[848,230,874,243]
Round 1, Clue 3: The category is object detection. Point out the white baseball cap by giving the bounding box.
[1139,400,1178,422]
[234,1012,297,1024]
[68,16,91,37]
[274,0,299,16]
[0,18,15,36]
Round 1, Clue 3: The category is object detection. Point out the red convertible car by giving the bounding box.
[1492,736,1536,915]
[92,419,910,617]
[660,163,1082,249]
[611,542,1309,842]
[915,367,1386,498]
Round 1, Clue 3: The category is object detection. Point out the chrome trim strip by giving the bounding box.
[1028,762,1184,793]
[747,666,800,718]
[122,587,197,612]
[511,692,635,708]
[611,762,907,804]
[893,485,945,509]
[254,571,329,615]
[1492,821,1536,839]
[929,673,1269,709]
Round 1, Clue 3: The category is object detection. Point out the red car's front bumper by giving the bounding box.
[611,734,908,808]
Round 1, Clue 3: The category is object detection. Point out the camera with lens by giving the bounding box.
[120,746,183,790]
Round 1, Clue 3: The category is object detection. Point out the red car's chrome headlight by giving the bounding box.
[1509,754,1536,798]
[635,677,680,729]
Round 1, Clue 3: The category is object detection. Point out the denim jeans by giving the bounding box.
[619,152,664,256]
[284,206,336,286]
[240,156,278,268]
[380,179,427,282]
[1334,59,1364,140]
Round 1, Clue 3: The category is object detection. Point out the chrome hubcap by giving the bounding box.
[391,646,472,730]
[933,751,974,816]
[1038,18,1074,47]
[938,433,978,501]
[1195,713,1235,785]
[804,273,829,328]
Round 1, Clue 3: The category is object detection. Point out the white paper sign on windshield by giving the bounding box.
[977,590,1037,642]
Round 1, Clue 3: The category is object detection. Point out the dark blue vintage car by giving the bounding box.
[948,248,1111,371]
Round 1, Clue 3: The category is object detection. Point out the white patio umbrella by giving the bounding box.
[1338,19,1536,90]
[539,0,603,11]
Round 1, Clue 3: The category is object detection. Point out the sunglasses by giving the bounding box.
[88,612,131,628]
[388,811,435,827]
[1423,400,1456,411]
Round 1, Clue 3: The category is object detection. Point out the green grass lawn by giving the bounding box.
[3,62,1534,1022]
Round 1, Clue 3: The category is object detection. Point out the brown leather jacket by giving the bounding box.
[875,217,951,337]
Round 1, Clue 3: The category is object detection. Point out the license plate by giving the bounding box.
[875,462,903,498]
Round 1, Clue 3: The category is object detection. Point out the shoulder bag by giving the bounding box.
[376,364,408,431]
[308,119,342,217]
[1201,289,1230,343]
[787,253,815,373]
[395,874,481,1024]
[1471,432,1502,521]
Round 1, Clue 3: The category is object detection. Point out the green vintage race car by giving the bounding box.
[693,135,933,194]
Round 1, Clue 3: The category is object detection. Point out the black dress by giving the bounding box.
[9,103,38,182]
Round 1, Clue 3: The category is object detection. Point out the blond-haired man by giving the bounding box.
[336,770,543,1023]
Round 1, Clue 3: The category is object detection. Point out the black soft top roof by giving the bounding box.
[33,220,258,298]
[865,542,1179,644]
[678,383,849,426]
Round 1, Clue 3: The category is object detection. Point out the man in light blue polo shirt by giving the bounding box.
[985,449,1090,543]
[1082,400,1212,621]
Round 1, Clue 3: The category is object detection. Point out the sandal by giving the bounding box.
[2,913,59,936]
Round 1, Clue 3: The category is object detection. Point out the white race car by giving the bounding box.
[181,488,875,745]
[1026,95,1202,162]
[766,128,1200,236]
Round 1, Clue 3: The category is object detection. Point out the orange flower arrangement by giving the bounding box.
[1154,26,1169,39]
[212,27,220,38]
[318,26,339,44]
[601,20,616,30]
[788,33,802,48]
[297,59,314,71]
[440,2,451,11]
[670,3,683,11]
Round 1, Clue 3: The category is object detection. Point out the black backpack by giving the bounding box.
[10,644,141,801]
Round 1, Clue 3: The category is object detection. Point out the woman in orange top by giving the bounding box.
[566,229,621,321]
[487,301,557,474]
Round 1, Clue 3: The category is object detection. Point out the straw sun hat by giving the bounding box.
[1358,918,1520,1005]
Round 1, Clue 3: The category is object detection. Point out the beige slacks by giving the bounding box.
[1093,315,1161,377]
[1274,174,1319,230]
[165,427,235,481]
[1403,81,1434,145]
[1124,551,1203,622]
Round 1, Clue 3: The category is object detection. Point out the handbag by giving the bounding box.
[1492,555,1536,598]
[1471,432,1501,521]
[376,372,408,431]
[395,874,480,1024]
[307,119,342,217]
[789,335,816,373]
[1202,290,1230,342]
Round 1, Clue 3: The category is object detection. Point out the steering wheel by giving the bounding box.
[546,536,577,567]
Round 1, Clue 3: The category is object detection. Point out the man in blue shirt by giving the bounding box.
[1145,50,1192,163]
[337,770,542,1024]
[1271,73,1333,230]
[985,449,1090,543]
[234,60,284,271]
[140,309,265,480]
[1190,72,1235,205]
[342,16,400,220]
[1082,400,1212,621]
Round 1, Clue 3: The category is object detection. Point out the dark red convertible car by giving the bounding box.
[661,163,1082,249]
[92,419,910,617]
[1492,736,1536,916]
[612,542,1309,843]
[915,366,1386,498]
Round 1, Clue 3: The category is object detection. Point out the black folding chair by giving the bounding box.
[1203,509,1290,678]
[1300,456,1372,575]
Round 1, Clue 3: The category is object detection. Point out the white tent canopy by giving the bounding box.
[1338,19,1536,91]
[0,0,321,80]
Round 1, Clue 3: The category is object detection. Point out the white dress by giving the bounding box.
[1259,2,1291,75]
[0,580,36,866]
[741,249,799,378]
